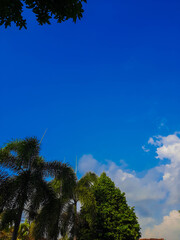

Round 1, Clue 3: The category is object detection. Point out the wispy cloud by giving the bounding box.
[142,145,150,152]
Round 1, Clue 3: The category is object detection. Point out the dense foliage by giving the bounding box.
[0,0,87,29]
[0,137,141,240]
[78,172,141,240]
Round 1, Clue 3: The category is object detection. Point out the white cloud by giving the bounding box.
[78,154,100,173]
[150,133,180,205]
[156,134,180,162]
[78,133,180,239]
[79,155,166,202]
[144,210,180,240]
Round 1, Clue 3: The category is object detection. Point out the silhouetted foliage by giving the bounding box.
[0,168,8,184]
[0,136,141,240]
[0,0,87,29]
[0,137,72,240]
[34,172,97,240]
[32,167,76,240]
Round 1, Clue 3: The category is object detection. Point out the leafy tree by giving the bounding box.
[78,172,141,240]
[0,0,87,29]
[0,137,73,240]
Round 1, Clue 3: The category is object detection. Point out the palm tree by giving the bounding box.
[33,171,97,240]
[60,172,97,240]
[0,137,73,240]
[32,166,76,240]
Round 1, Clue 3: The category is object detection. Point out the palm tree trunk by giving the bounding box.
[73,200,77,240]
[11,206,23,240]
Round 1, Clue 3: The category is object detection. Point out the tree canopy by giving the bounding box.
[78,172,141,240]
[0,0,87,29]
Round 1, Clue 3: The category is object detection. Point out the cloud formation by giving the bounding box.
[149,133,180,205]
[78,132,180,240]
[144,210,180,240]
[78,154,99,173]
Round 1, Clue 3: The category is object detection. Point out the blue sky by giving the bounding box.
[1,0,180,238]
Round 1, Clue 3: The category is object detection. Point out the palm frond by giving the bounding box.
[0,168,8,183]
[43,161,69,177]
[27,178,56,220]
[78,172,97,188]
[50,165,76,199]
[16,137,40,167]
[0,175,24,210]
[0,148,21,173]
[1,137,40,171]
[33,198,61,240]
[61,203,74,237]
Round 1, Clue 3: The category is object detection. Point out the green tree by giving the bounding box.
[0,137,73,240]
[0,0,87,29]
[78,172,141,240]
